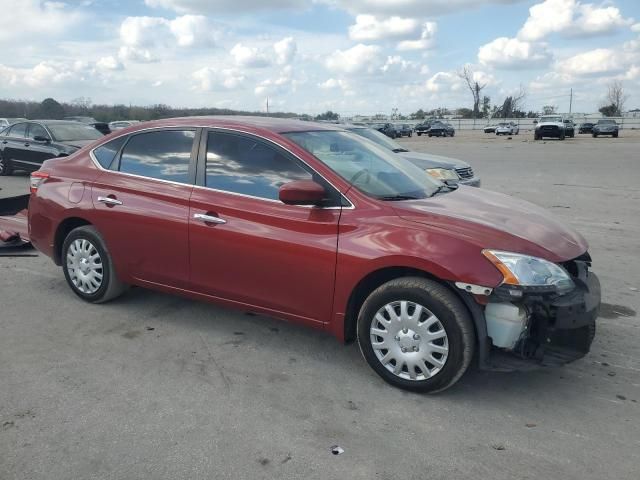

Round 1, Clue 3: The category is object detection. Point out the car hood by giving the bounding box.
[60,139,95,149]
[392,187,588,263]
[398,151,469,170]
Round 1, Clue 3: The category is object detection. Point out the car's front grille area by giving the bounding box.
[455,167,474,179]
[542,126,559,132]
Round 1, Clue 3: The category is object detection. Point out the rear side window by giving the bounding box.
[93,136,127,169]
[118,130,195,184]
[205,131,312,200]
[8,123,27,138]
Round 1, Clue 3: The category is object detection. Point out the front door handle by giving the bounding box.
[97,196,123,206]
[194,213,226,225]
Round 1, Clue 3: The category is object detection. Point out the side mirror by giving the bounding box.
[279,180,326,206]
[33,135,50,143]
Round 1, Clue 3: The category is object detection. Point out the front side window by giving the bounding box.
[8,123,27,138]
[205,131,312,200]
[284,130,440,200]
[28,123,49,140]
[118,130,195,184]
[93,136,127,169]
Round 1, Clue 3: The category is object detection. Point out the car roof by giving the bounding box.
[31,119,95,126]
[114,116,343,134]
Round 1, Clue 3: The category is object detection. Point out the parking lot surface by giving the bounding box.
[1,130,639,480]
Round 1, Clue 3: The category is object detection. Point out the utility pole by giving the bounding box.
[266,97,269,114]
[569,88,573,114]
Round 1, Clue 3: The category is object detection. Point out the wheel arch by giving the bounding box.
[342,266,479,345]
[53,217,92,265]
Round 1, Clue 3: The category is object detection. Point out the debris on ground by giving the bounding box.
[330,445,345,455]
[491,443,506,451]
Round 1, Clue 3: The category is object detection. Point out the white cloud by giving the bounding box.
[397,22,437,50]
[192,67,246,90]
[632,23,640,33]
[327,0,523,17]
[518,0,633,41]
[145,0,306,13]
[230,43,270,68]
[118,46,157,63]
[274,37,297,65]
[326,44,382,74]
[254,65,303,96]
[119,14,216,50]
[478,36,552,69]
[556,48,628,76]
[348,15,421,41]
[0,0,85,42]
[96,56,124,71]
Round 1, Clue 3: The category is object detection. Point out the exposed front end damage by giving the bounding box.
[0,194,32,255]
[461,253,600,371]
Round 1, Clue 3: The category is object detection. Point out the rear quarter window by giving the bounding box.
[93,136,128,169]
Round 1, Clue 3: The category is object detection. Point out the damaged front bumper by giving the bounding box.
[461,255,601,372]
[0,194,32,255]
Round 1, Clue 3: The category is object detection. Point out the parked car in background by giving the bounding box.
[372,122,398,138]
[592,119,619,138]
[24,116,599,393]
[534,115,566,140]
[109,120,140,131]
[578,122,595,134]
[0,118,27,131]
[414,121,434,136]
[563,119,575,138]
[426,121,455,137]
[343,125,480,187]
[495,122,519,135]
[0,120,102,175]
[64,116,111,135]
[396,124,413,137]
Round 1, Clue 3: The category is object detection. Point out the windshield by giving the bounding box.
[49,123,103,142]
[284,130,440,200]
[598,119,615,124]
[540,116,563,123]
[349,127,407,152]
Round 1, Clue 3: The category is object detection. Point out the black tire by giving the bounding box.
[559,134,565,140]
[428,134,432,137]
[0,153,12,176]
[534,134,541,140]
[613,132,618,138]
[62,225,127,304]
[357,277,475,393]
[409,132,412,137]
[592,133,597,137]
[417,132,422,136]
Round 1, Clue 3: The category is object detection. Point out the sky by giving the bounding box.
[0,0,638,116]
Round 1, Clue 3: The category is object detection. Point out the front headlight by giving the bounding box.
[426,168,460,181]
[482,250,574,292]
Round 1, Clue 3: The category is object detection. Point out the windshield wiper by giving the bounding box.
[391,148,409,153]
[379,194,422,201]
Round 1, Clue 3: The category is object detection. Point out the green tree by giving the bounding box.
[599,104,618,117]
[39,98,65,119]
[314,110,339,121]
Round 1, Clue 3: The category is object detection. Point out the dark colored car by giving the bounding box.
[578,122,595,134]
[563,119,575,138]
[592,119,619,138]
[372,122,398,138]
[426,121,455,137]
[396,124,413,137]
[25,116,600,393]
[344,125,480,187]
[0,120,103,175]
[64,116,111,135]
[414,121,433,136]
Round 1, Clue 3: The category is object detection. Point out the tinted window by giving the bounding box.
[119,130,194,183]
[8,123,27,138]
[93,136,127,169]
[28,123,49,140]
[206,132,312,200]
[48,124,103,142]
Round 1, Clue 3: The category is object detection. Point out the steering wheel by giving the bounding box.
[348,168,371,186]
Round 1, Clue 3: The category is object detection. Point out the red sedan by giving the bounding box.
[26,116,600,392]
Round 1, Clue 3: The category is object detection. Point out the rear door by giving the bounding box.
[91,128,199,289]
[188,129,342,325]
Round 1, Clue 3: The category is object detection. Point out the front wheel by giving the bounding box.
[357,277,475,393]
[62,226,128,304]
[592,133,598,138]
[0,154,12,176]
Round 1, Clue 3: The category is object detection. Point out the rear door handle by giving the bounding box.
[194,213,226,225]
[97,196,123,206]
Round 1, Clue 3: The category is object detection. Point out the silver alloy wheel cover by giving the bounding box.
[0,157,5,174]
[370,300,449,381]
[66,239,103,294]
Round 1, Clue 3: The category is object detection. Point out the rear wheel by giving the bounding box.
[0,154,12,176]
[62,226,127,304]
[592,133,598,138]
[613,132,618,138]
[357,277,475,393]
